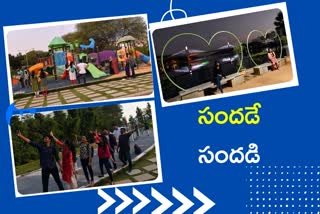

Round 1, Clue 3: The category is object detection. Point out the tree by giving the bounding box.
[62,17,148,51]
[274,12,286,36]
[128,115,136,130]
[135,107,145,128]
[144,102,152,121]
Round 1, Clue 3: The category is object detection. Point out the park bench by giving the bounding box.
[253,62,272,75]
[178,73,244,100]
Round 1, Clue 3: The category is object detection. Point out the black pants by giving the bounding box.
[41,167,64,192]
[119,150,132,171]
[131,66,136,78]
[80,158,94,182]
[99,158,113,181]
[79,74,86,84]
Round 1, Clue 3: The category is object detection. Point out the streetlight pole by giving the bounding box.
[19,48,34,67]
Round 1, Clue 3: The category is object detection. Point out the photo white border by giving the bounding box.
[150,2,299,107]
[3,13,154,110]
[8,100,162,198]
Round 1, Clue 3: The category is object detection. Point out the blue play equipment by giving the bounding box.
[80,38,95,50]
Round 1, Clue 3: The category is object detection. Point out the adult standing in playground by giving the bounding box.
[212,61,226,94]
[31,71,40,97]
[77,59,88,84]
[40,68,49,96]
[128,53,136,78]
[23,68,30,88]
[109,56,114,75]
[67,61,77,85]
[16,131,64,192]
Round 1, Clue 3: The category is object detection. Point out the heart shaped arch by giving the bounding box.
[160,31,244,91]
[246,29,283,67]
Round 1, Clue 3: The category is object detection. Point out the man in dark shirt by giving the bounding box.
[17,131,64,192]
[117,128,135,172]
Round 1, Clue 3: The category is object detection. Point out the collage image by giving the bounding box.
[4,3,297,198]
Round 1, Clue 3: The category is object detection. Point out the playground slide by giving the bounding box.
[136,51,151,65]
[86,63,107,79]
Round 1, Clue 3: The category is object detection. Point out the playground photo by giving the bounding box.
[5,15,153,109]
[10,101,161,196]
[151,7,298,105]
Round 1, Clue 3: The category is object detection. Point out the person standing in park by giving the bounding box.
[125,58,131,78]
[128,53,136,78]
[268,48,279,71]
[113,125,121,144]
[16,131,64,192]
[50,132,77,189]
[67,61,78,85]
[109,56,114,75]
[117,128,135,173]
[23,68,30,88]
[77,59,88,84]
[39,68,49,97]
[144,122,150,136]
[79,136,94,185]
[212,61,226,94]
[31,71,40,97]
[102,128,117,170]
[94,132,114,184]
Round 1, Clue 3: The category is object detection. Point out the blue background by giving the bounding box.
[0,0,318,213]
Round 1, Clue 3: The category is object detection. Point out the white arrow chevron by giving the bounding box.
[193,187,215,214]
[97,189,116,214]
[115,188,133,214]
[152,187,173,214]
[172,187,194,214]
[132,188,151,214]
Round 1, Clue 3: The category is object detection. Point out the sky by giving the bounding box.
[39,101,150,121]
[121,101,150,120]
[6,15,148,56]
[153,9,282,56]
[7,24,76,55]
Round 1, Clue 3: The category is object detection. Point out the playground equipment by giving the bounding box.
[136,50,151,65]
[86,63,107,78]
[116,35,151,66]
[80,38,95,50]
[28,63,44,74]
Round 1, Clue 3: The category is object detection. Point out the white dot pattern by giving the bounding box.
[246,166,320,213]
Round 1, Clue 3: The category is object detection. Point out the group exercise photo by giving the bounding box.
[10,101,159,195]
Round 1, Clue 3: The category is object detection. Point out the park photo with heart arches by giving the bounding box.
[152,8,294,104]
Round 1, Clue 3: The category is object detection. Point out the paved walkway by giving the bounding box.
[16,131,156,195]
[14,73,153,109]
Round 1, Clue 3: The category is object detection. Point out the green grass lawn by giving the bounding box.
[15,160,40,175]
[15,147,80,176]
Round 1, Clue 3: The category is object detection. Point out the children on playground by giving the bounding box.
[76,59,88,84]
[66,62,77,85]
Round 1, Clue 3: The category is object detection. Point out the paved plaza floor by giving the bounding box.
[14,73,153,109]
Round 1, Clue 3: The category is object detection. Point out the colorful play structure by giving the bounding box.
[29,35,151,80]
